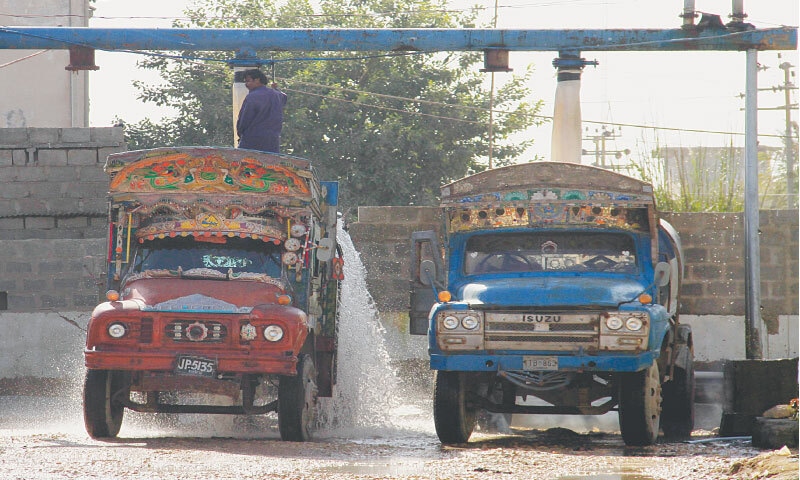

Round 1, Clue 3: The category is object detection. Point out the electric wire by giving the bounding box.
[0,48,49,68]
[0,26,790,139]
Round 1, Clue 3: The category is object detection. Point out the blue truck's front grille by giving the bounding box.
[484,312,599,351]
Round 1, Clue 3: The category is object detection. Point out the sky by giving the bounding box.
[87,0,799,162]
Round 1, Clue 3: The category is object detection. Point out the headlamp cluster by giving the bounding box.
[604,314,646,332]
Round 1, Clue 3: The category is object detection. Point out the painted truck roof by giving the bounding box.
[105,147,318,208]
[104,147,323,244]
[440,161,654,207]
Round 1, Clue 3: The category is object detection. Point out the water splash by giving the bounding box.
[317,225,406,433]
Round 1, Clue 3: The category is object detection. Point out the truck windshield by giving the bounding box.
[464,231,637,275]
[129,236,283,279]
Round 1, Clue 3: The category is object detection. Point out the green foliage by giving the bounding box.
[120,0,545,214]
[626,133,791,212]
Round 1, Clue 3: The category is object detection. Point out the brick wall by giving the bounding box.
[348,207,799,333]
[0,127,125,311]
[663,211,799,329]
[0,127,124,226]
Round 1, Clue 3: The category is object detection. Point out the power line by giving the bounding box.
[0,25,768,139]
[281,87,486,125]
[0,49,49,68]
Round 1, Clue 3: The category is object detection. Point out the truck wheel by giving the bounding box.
[661,360,695,439]
[278,354,318,441]
[618,362,661,446]
[83,369,126,439]
[434,371,477,444]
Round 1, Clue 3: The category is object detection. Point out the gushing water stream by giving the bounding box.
[317,226,433,438]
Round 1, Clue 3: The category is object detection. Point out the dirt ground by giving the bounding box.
[0,395,797,480]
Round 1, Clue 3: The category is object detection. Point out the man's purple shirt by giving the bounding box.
[236,86,287,153]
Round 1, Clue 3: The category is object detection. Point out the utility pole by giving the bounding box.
[778,58,797,207]
[740,57,798,207]
[581,125,630,169]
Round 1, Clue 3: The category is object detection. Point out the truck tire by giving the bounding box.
[434,371,477,444]
[618,362,661,446]
[83,369,126,439]
[661,361,695,439]
[278,354,317,441]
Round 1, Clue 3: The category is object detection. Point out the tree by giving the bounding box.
[122,0,546,213]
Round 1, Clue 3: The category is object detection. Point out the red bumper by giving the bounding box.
[85,349,298,376]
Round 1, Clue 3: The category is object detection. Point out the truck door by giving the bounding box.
[409,231,444,335]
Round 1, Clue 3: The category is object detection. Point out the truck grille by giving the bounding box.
[165,320,227,343]
[484,312,599,351]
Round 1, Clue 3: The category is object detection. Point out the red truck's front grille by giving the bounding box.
[164,320,228,343]
[139,317,153,343]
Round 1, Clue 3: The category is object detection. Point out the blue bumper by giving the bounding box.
[430,351,656,373]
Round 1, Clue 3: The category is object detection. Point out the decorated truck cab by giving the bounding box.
[83,147,341,441]
[410,162,694,446]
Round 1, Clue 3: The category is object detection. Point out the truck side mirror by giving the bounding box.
[419,259,436,286]
[654,262,671,287]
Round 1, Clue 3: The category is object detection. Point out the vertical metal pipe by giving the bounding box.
[551,53,584,164]
[729,0,748,27]
[232,67,250,147]
[744,49,764,360]
[682,0,696,28]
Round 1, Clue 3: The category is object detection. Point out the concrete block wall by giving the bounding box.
[0,127,125,311]
[0,127,125,226]
[662,211,799,328]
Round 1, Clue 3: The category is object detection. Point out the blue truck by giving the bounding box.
[409,161,693,446]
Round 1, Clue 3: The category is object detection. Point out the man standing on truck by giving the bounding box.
[236,68,287,153]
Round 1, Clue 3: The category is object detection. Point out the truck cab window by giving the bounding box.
[465,231,637,275]
[129,236,282,278]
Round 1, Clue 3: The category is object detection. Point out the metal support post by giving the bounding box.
[743,49,764,360]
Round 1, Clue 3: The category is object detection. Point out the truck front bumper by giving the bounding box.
[430,351,656,373]
[85,349,298,375]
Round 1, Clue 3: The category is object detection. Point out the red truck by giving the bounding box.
[83,147,341,441]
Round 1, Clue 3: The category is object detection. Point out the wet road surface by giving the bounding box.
[1,394,795,480]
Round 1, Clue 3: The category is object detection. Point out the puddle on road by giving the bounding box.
[557,475,655,480]
[314,458,429,476]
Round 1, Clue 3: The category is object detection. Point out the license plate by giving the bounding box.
[175,355,217,377]
[523,356,558,371]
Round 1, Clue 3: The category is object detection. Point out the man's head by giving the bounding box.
[243,69,268,91]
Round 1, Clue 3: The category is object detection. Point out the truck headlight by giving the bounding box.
[264,325,284,341]
[605,316,623,330]
[442,315,459,330]
[461,315,479,330]
[625,316,643,331]
[107,322,127,338]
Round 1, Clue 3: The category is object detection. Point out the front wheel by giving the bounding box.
[83,369,127,439]
[618,362,662,446]
[278,354,318,441]
[433,371,477,444]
